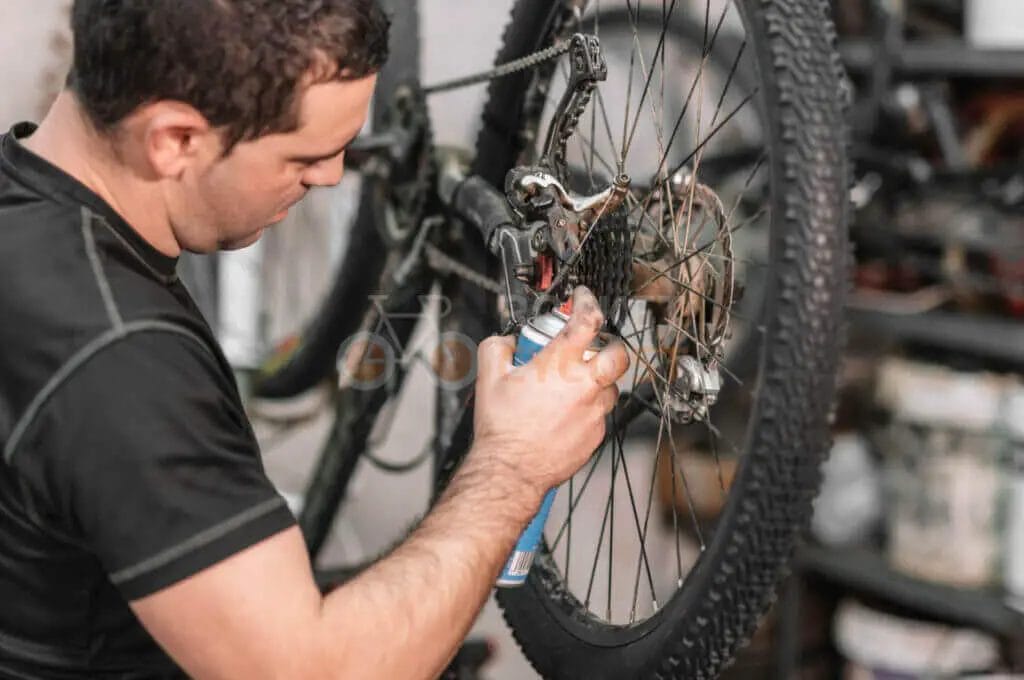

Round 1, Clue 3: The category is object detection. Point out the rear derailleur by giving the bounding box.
[444,33,730,424]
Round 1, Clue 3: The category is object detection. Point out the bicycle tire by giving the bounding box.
[444,1,851,678]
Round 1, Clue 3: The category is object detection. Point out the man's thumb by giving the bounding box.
[477,335,516,382]
[555,286,605,356]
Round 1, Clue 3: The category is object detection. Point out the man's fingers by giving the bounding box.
[598,384,620,414]
[477,335,516,382]
[553,286,604,357]
[591,341,630,388]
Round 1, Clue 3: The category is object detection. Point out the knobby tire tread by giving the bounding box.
[463,0,851,678]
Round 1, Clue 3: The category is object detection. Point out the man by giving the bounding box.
[0,1,630,678]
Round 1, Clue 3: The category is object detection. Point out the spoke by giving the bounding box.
[558,60,620,187]
[566,476,573,590]
[662,317,744,388]
[702,388,728,502]
[585,445,617,610]
[667,88,759,183]
[626,411,665,620]
[627,192,675,254]
[709,40,748,133]
[623,5,675,204]
[701,0,712,51]
[594,89,623,173]
[588,83,599,190]
[622,306,706,548]
[669,416,683,586]
[694,249,769,270]
[701,415,747,460]
[641,0,732,194]
[659,0,669,174]
[622,0,680,164]
[618,304,664,619]
[720,150,769,229]
[664,39,749,270]
[620,333,678,395]
[551,436,611,551]
[619,0,643,167]
[608,406,659,619]
[591,0,602,183]
[677,204,770,268]
[711,153,771,285]
[607,424,616,620]
[633,257,762,335]
[574,128,621,180]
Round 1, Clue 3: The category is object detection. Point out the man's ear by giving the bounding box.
[132,102,218,180]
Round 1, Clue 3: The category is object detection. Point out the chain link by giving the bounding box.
[422,41,571,95]
[416,29,591,301]
[423,242,504,295]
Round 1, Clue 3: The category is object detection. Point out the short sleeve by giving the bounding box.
[14,328,296,600]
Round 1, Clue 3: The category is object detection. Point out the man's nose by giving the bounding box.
[301,156,346,187]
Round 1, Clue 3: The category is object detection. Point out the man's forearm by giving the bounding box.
[312,447,542,679]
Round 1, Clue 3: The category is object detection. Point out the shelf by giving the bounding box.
[796,545,1024,639]
[841,39,1024,78]
[847,307,1024,366]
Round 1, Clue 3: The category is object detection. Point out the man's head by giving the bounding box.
[67,0,389,251]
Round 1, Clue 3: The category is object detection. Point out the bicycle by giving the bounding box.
[244,1,851,678]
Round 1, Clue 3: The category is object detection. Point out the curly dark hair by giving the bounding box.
[68,0,390,151]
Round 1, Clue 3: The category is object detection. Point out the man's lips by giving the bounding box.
[271,193,307,223]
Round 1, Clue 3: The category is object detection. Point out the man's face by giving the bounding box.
[171,74,377,252]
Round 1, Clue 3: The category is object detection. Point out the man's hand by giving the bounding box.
[471,286,631,501]
[129,286,630,680]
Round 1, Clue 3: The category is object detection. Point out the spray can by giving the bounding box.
[497,310,605,587]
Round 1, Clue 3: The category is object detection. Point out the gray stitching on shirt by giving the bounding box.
[108,496,287,585]
[90,210,178,285]
[81,207,124,330]
[2,320,215,465]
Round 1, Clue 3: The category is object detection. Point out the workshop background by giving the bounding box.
[2,1,1023,678]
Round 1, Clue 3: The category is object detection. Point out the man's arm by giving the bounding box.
[132,287,629,679]
[131,453,539,680]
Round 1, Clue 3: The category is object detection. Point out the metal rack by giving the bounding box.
[770,4,1024,672]
[842,39,1024,78]
[848,307,1024,366]
[776,545,1024,676]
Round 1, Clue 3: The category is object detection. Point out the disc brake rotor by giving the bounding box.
[633,170,736,423]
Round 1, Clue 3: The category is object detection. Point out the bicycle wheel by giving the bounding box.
[442,0,851,677]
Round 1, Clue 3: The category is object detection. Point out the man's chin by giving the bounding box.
[221,228,265,251]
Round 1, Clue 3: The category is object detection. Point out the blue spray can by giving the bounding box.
[497,309,605,587]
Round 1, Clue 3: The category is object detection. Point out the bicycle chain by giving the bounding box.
[417,21,633,324]
[423,242,504,295]
[415,35,584,294]
[422,41,573,95]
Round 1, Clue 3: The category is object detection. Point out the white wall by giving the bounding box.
[0,0,515,147]
[0,0,71,130]
[420,0,514,147]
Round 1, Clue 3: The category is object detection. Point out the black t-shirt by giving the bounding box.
[0,123,297,679]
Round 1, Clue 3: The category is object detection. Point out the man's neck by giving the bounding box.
[22,92,181,257]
